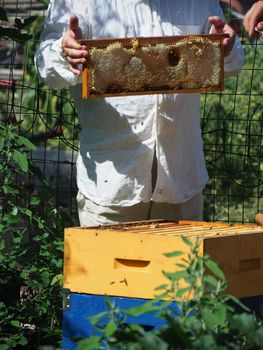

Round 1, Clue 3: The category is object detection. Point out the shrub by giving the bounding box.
[0,119,72,349]
[77,237,263,350]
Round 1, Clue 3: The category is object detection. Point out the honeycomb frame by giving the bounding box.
[81,34,227,99]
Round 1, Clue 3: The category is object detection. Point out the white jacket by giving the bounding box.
[35,0,244,206]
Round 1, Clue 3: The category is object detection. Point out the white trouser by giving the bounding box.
[77,191,203,227]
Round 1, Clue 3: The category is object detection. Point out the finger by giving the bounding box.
[62,34,86,51]
[243,8,252,32]
[68,14,83,42]
[69,64,82,76]
[244,3,263,38]
[222,38,232,56]
[63,40,82,50]
[257,21,263,32]
[66,56,87,65]
[248,24,261,39]
[63,47,88,59]
[209,16,225,32]
[69,14,80,31]
[249,19,259,38]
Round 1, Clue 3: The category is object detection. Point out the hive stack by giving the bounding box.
[62,220,263,349]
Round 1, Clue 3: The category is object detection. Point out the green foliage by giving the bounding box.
[77,239,263,350]
[0,15,74,348]
[202,39,263,222]
[0,119,73,349]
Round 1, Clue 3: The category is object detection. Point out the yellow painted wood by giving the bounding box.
[63,221,263,299]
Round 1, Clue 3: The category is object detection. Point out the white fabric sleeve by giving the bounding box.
[34,0,83,89]
[223,37,244,77]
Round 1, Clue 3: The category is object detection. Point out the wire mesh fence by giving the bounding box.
[1,0,263,225]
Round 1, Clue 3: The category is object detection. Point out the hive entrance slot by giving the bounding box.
[114,258,150,271]
[239,258,261,271]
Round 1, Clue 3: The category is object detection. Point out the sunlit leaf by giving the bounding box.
[17,136,37,150]
[163,270,188,282]
[181,236,193,247]
[204,258,225,280]
[76,336,102,350]
[164,250,184,258]
[104,319,118,337]
[12,150,28,172]
[125,301,160,317]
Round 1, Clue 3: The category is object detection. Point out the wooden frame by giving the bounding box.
[81,34,227,99]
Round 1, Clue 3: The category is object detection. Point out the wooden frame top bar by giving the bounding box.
[80,33,228,48]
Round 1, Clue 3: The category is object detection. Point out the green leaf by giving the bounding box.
[41,271,50,287]
[17,336,28,346]
[12,150,28,172]
[30,196,41,205]
[214,302,228,326]
[154,284,168,291]
[202,308,220,330]
[36,0,50,6]
[0,137,4,152]
[127,323,145,333]
[231,313,256,334]
[203,274,221,289]
[11,206,18,216]
[24,208,33,219]
[12,231,24,244]
[50,274,63,286]
[255,326,263,347]
[20,270,30,279]
[89,311,108,325]
[125,301,160,317]
[0,239,6,250]
[138,333,168,350]
[104,319,118,337]
[181,236,193,247]
[204,258,225,280]
[10,320,21,328]
[176,263,187,269]
[0,7,8,21]
[17,136,36,150]
[3,185,19,195]
[224,295,251,312]
[176,286,191,298]
[163,270,188,282]
[76,336,101,350]
[6,215,20,224]
[195,335,217,349]
[164,250,184,258]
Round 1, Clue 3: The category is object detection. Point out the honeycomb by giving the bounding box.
[81,34,226,98]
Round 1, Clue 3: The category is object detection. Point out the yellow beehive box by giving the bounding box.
[63,220,263,300]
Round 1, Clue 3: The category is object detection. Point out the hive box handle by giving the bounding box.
[114,258,150,271]
[239,258,261,271]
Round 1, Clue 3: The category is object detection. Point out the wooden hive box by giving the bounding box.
[81,34,227,99]
[63,220,263,300]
